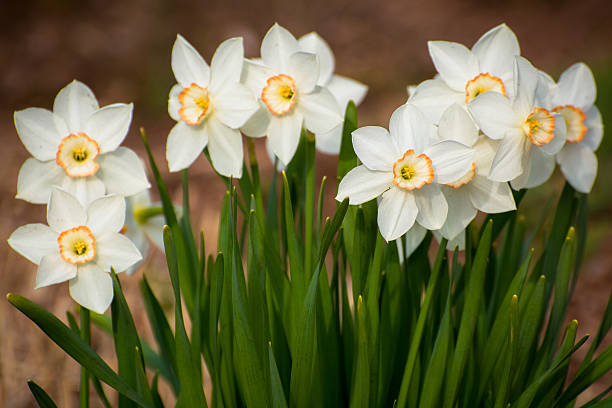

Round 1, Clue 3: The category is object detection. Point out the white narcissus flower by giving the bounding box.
[550,63,603,193]
[409,23,520,124]
[336,104,474,242]
[167,35,259,177]
[241,23,343,165]
[14,80,150,206]
[8,188,142,313]
[123,190,168,275]
[403,104,516,256]
[469,56,567,190]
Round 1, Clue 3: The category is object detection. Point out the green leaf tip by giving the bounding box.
[566,226,576,240]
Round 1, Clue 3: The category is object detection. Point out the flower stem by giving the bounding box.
[79,307,90,408]
[304,131,316,278]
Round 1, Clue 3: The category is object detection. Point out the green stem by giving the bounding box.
[304,132,316,278]
[396,239,448,407]
[80,307,90,408]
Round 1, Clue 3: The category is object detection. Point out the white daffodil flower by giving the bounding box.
[167,35,259,177]
[14,80,150,206]
[469,56,567,190]
[123,190,167,275]
[549,63,603,193]
[336,104,474,242]
[8,188,142,313]
[241,23,343,165]
[409,23,520,124]
[402,104,515,256]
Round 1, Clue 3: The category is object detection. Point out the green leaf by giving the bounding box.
[350,296,370,408]
[7,294,151,408]
[27,380,58,408]
[444,219,493,407]
[268,342,289,408]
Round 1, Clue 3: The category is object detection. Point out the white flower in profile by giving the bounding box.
[241,23,343,165]
[14,80,150,206]
[167,35,259,177]
[336,104,474,241]
[402,104,516,256]
[8,188,142,313]
[549,63,603,193]
[123,190,167,275]
[469,56,567,190]
[409,23,520,123]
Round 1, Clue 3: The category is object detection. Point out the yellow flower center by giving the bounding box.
[400,165,416,180]
[262,74,297,115]
[392,150,434,190]
[56,133,100,178]
[58,225,96,264]
[178,83,211,125]
[523,107,555,146]
[552,105,586,143]
[465,73,506,103]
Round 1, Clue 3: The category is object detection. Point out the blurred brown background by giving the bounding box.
[1,0,612,406]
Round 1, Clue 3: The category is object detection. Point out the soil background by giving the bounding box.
[1,0,611,406]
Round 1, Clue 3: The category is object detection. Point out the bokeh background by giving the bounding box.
[1,0,612,406]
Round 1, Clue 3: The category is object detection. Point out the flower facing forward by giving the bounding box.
[549,63,603,193]
[241,23,343,165]
[8,188,142,313]
[336,104,473,241]
[14,80,150,206]
[402,104,516,256]
[167,35,259,177]
[469,56,566,190]
[409,23,520,123]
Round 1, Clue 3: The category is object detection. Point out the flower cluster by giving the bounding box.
[338,23,603,248]
[9,82,167,313]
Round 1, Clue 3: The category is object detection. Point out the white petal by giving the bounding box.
[299,86,342,134]
[423,140,474,184]
[538,112,566,155]
[84,103,133,154]
[471,24,520,78]
[61,176,106,207]
[97,147,151,195]
[265,138,287,170]
[8,224,58,265]
[205,117,244,178]
[468,175,516,213]
[326,75,368,109]
[168,84,182,122]
[299,32,335,86]
[488,129,528,182]
[439,186,477,240]
[95,232,143,272]
[557,143,598,194]
[511,146,555,190]
[377,187,418,241]
[314,123,342,155]
[427,41,479,91]
[241,60,276,97]
[414,184,448,230]
[554,62,596,110]
[210,37,244,94]
[583,105,603,151]
[141,216,166,252]
[472,137,498,176]
[469,91,521,140]
[241,103,271,138]
[404,223,427,258]
[512,56,539,118]
[288,51,319,93]
[267,112,303,165]
[261,23,300,72]
[14,108,66,161]
[37,254,77,288]
[87,195,126,235]
[69,263,113,314]
[408,79,463,124]
[16,158,66,204]
[213,82,259,129]
[351,126,399,171]
[336,165,392,205]
[390,104,436,154]
[53,80,99,132]
[172,34,210,88]
[166,121,208,171]
[47,187,87,232]
[438,103,478,146]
